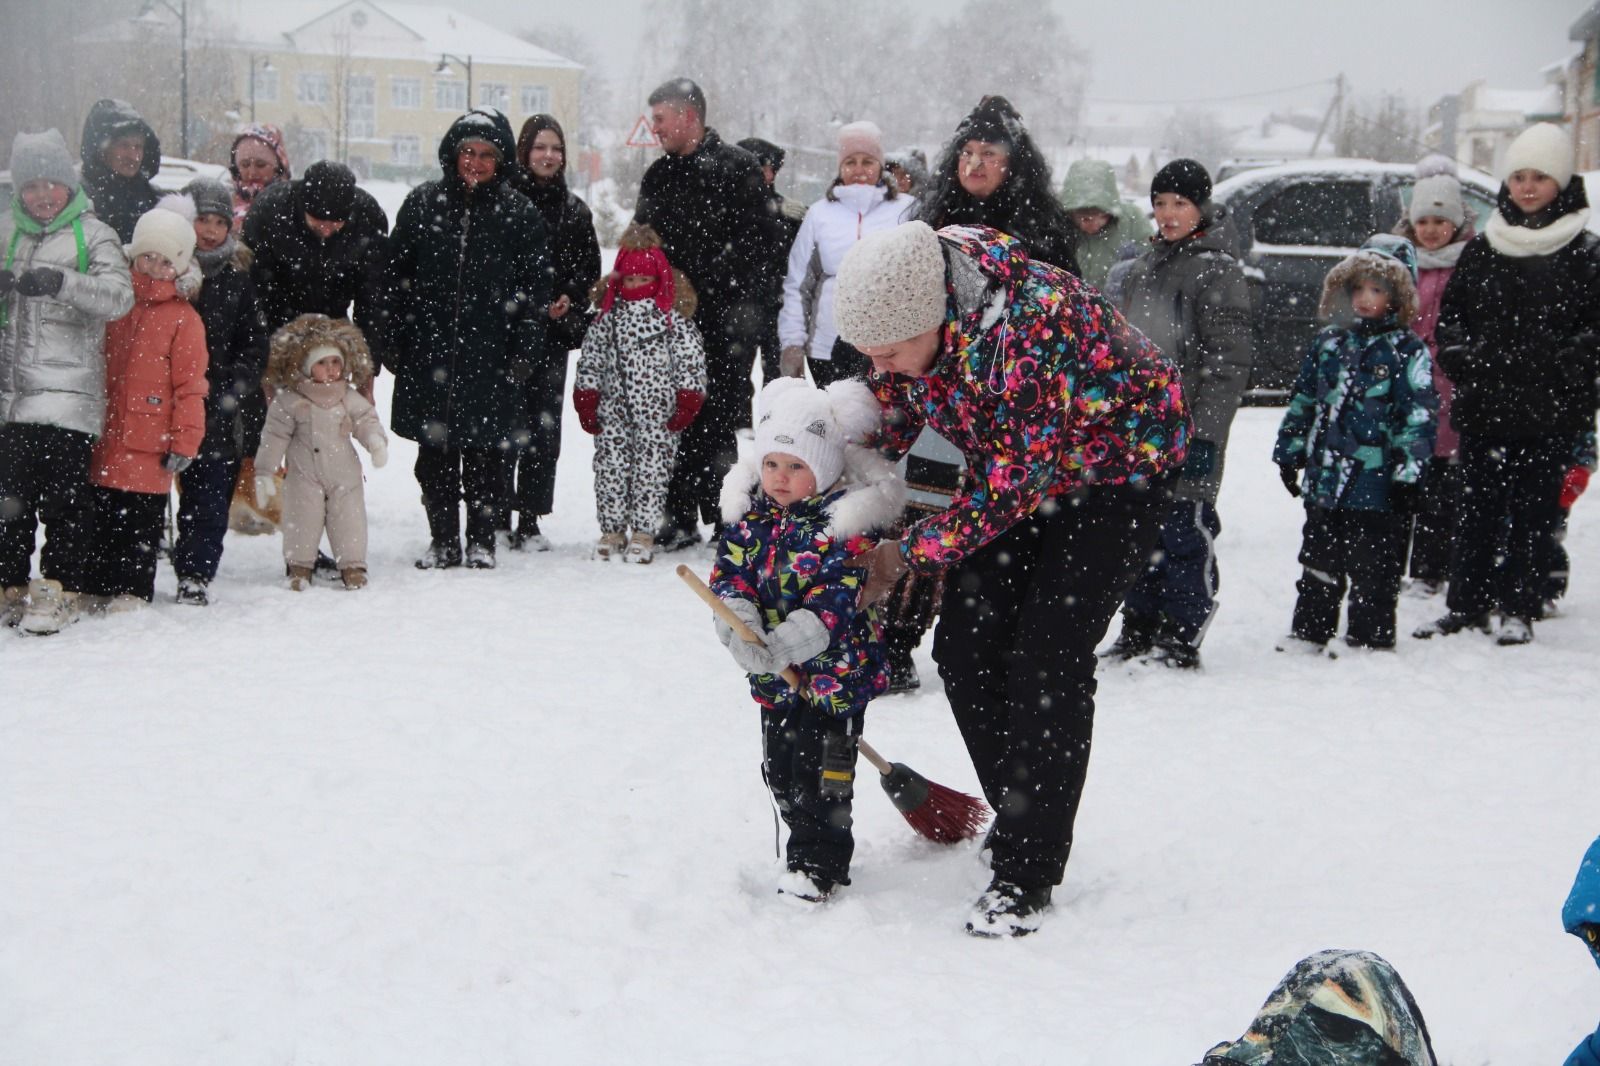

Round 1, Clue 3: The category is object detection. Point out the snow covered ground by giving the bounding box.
[3,384,1595,1065]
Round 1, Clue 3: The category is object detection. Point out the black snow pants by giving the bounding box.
[1291,505,1406,648]
[761,704,862,887]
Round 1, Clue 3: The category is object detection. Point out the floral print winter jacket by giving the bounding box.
[710,485,891,718]
[1273,318,1437,511]
[869,225,1190,573]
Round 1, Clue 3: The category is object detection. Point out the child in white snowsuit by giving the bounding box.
[709,377,903,903]
[253,315,387,590]
[573,224,706,563]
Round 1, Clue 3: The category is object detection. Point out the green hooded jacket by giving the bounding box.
[1060,159,1153,290]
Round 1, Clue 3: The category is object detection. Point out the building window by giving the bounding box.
[300,128,330,163]
[521,84,550,115]
[346,74,376,139]
[297,71,330,105]
[435,77,466,111]
[479,82,510,111]
[391,134,422,167]
[252,66,279,104]
[390,76,421,110]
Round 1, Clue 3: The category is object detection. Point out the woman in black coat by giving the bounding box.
[915,95,1079,275]
[501,114,602,550]
[384,108,551,570]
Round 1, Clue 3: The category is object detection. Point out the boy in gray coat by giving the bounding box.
[0,129,134,634]
[1112,159,1252,669]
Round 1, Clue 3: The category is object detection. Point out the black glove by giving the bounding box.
[1388,481,1421,516]
[14,267,64,298]
[1278,461,1303,498]
[162,453,193,474]
[0,269,15,295]
[1181,439,1216,480]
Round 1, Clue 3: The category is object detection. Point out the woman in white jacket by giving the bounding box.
[778,122,917,385]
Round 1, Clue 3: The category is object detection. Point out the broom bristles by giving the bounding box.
[901,780,990,843]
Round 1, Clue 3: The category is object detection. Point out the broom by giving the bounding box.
[676,564,989,844]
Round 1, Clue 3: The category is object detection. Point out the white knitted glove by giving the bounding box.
[762,610,830,670]
[715,597,765,648]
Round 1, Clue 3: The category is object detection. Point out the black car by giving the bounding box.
[1211,159,1500,399]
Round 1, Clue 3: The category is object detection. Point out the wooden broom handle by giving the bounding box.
[675,564,894,777]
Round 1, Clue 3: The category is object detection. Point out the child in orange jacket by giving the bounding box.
[88,197,208,608]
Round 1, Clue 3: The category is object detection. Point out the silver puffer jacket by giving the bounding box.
[0,204,133,436]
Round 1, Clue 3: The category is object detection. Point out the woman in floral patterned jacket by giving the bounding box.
[833,220,1190,937]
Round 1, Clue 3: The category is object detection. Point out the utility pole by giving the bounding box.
[133,0,189,156]
[1309,72,1345,157]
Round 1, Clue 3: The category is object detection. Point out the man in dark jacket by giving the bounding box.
[634,78,784,550]
[738,136,807,384]
[78,98,161,243]
[243,161,391,373]
[383,108,550,570]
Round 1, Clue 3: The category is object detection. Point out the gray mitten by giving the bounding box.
[714,596,764,647]
[762,610,830,670]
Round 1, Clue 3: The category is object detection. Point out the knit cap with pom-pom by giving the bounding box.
[833,220,947,348]
[754,377,880,494]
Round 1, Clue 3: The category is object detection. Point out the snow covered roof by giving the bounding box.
[211,0,580,69]
[1470,85,1563,118]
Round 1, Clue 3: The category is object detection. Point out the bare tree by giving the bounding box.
[1337,92,1424,164]
[1160,108,1238,174]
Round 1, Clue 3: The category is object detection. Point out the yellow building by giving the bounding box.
[222,0,582,179]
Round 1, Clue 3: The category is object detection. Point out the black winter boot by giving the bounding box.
[1104,612,1159,662]
[1412,610,1491,639]
[966,878,1053,938]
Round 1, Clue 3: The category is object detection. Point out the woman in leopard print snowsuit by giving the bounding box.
[573,226,707,562]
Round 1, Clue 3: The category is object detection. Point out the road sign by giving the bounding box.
[626,115,660,149]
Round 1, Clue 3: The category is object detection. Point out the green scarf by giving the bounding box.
[2,188,92,329]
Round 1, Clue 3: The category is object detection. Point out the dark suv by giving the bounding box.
[1211,159,1500,399]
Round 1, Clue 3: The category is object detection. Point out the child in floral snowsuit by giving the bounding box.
[709,377,903,904]
[1274,235,1437,651]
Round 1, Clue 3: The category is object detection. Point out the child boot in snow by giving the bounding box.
[776,868,834,904]
[175,577,209,607]
[625,532,655,565]
[2,585,26,628]
[464,542,496,570]
[594,531,626,560]
[1105,611,1159,662]
[287,565,315,591]
[18,578,80,636]
[1496,615,1534,646]
[341,567,368,590]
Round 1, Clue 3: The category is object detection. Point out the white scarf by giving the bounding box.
[1415,241,1465,271]
[1484,208,1591,258]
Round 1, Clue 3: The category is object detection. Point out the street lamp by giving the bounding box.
[435,52,473,109]
[131,0,189,157]
[249,54,274,122]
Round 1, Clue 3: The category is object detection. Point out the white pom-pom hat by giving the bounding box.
[128,194,198,274]
[753,377,881,494]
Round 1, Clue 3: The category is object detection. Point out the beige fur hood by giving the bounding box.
[263,314,376,391]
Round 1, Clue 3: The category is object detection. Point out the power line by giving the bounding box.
[1085,78,1339,107]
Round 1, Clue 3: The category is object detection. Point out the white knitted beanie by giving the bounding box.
[754,377,880,494]
[1501,122,1574,187]
[837,120,884,165]
[128,195,198,274]
[1409,175,1466,227]
[833,221,947,348]
[302,343,346,378]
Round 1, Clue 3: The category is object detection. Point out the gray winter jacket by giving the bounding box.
[1121,218,1252,503]
[0,199,134,437]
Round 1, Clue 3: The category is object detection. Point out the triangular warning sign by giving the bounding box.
[625,114,660,148]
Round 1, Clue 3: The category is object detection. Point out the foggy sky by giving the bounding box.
[465,0,1581,115]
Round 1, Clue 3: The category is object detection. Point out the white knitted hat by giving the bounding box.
[1409,175,1466,227]
[833,221,947,347]
[753,377,881,494]
[1502,122,1574,187]
[302,343,346,378]
[837,120,884,165]
[128,195,198,274]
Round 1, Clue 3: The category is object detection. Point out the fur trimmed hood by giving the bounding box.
[1319,235,1420,327]
[263,314,375,390]
[719,444,905,540]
